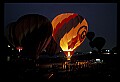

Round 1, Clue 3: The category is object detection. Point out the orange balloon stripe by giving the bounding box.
[59,22,79,51]
[68,35,78,49]
[60,20,88,51]
[52,14,77,37]
[52,13,77,29]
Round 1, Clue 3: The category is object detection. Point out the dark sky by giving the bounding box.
[4,3,117,52]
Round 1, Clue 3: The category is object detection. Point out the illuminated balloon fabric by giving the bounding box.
[52,13,88,56]
[6,14,53,58]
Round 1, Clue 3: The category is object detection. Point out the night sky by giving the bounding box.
[4,3,117,52]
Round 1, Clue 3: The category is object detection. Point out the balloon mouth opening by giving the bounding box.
[66,52,71,60]
[64,50,74,61]
[16,46,23,52]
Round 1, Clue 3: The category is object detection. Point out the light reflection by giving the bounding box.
[48,73,53,79]
[62,60,96,71]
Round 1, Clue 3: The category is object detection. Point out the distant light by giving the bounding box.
[7,56,10,61]
[60,51,62,52]
[114,53,117,54]
[103,53,110,54]
[8,45,10,47]
[101,60,103,62]
[96,59,100,62]
[89,51,92,54]
[18,56,20,58]
[12,48,14,50]
[108,50,110,52]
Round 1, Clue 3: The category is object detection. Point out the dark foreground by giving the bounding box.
[1,62,119,81]
[0,53,119,81]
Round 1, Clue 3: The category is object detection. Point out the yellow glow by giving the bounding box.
[60,20,88,52]
[67,27,75,42]
[52,13,88,58]
[66,51,72,60]
[67,58,71,60]
[68,52,70,57]
[60,34,69,51]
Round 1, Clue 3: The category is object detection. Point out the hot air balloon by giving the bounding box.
[93,37,106,53]
[86,32,95,42]
[52,13,88,60]
[89,41,95,49]
[86,32,95,50]
[6,14,53,59]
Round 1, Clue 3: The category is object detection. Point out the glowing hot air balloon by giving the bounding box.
[52,13,88,60]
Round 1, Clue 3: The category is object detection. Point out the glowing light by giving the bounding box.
[114,53,117,54]
[89,51,92,54]
[66,51,72,60]
[16,46,23,52]
[102,53,110,54]
[96,59,100,62]
[52,13,88,59]
[68,52,70,57]
[8,45,10,47]
[12,48,14,50]
[48,73,53,79]
[7,56,10,61]
[19,49,21,52]
[107,50,110,52]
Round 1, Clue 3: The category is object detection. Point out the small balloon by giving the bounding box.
[86,32,95,41]
[93,37,106,51]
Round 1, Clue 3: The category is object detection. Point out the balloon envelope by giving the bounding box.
[86,32,95,41]
[93,37,106,51]
[6,14,53,58]
[52,13,88,60]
